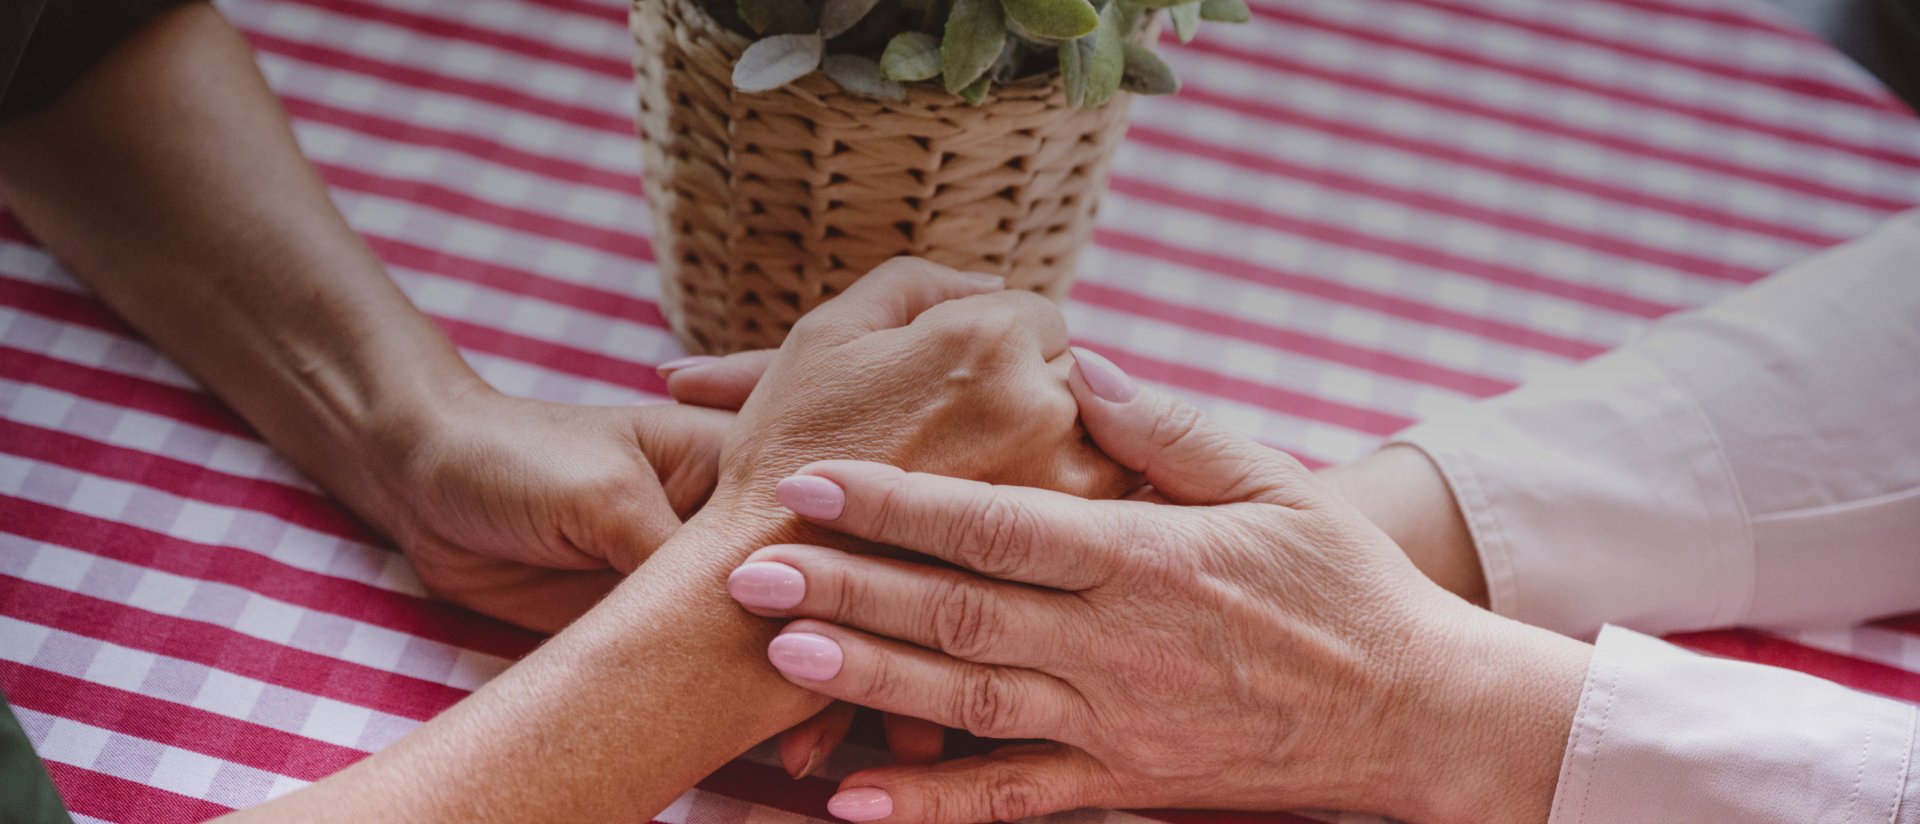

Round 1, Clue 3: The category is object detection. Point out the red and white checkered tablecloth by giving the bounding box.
[2,0,1917,818]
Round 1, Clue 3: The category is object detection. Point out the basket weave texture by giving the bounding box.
[631,0,1137,354]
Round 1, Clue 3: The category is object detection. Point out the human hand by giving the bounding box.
[727,349,1592,824]
[352,387,733,633]
[658,349,779,410]
[684,258,1135,777]
[691,257,1136,543]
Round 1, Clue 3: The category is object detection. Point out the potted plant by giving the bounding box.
[632,0,1248,353]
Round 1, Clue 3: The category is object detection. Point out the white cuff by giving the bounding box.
[1394,349,1750,640]
[1550,626,1918,824]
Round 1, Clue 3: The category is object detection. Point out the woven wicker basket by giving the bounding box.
[631,0,1138,354]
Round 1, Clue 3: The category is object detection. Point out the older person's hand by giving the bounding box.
[699,258,1140,778]
[727,349,1593,824]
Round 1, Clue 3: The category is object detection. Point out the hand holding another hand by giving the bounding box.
[351,388,736,633]
[730,351,1593,824]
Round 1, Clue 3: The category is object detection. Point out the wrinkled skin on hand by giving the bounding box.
[729,360,1592,824]
[696,257,1141,777]
[361,388,734,633]
[701,256,1138,541]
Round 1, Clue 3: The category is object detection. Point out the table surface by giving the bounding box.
[2,0,1918,820]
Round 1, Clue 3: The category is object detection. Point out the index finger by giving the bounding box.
[788,258,1006,349]
[775,460,1129,591]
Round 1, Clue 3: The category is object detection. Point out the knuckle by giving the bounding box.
[984,769,1051,823]
[929,577,1004,660]
[953,667,1023,739]
[957,492,1034,579]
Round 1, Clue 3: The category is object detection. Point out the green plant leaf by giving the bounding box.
[1168,0,1199,41]
[958,74,993,103]
[739,0,819,33]
[820,0,884,38]
[999,0,1098,39]
[1083,0,1124,106]
[823,54,907,99]
[1118,40,1178,94]
[881,31,944,80]
[1058,35,1089,107]
[1198,0,1249,22]
[941,0,1007,93]
[732,33,825,91]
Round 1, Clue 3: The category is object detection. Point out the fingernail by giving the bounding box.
[729,561,806,610]
[1071,346,1137,403]
[794,740,825,780]
[657,355,720,377]
[959,271,1005,290]
[827,787,893,821]
[768,632,844,681]
[777,475,846,520]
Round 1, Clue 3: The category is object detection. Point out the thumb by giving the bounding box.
[1067,347,1317,509]
[664,349,778,410]
[826,743,1114,824]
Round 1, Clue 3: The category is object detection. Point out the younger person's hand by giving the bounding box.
[352,390,733,633]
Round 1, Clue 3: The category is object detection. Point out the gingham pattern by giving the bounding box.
[1,0,1917,818]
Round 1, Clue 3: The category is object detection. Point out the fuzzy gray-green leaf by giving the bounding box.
[824,54,906,99]
[942,0,1007,93]
[1083,0,1124,106]
[1119,40,1178,94]
[732,33,825,91]
[820,0,884,38]
[999,0,1098,39]
[1198,0,1249,22]
[881,31,943,80]
[1168,0,1200,41]
[1058,36,1089,107]
[958,74,992,103]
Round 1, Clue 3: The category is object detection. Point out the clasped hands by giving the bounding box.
[371,254,1588,824]
[699,262,1591,824]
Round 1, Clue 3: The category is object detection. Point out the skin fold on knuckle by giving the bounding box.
[928,576,1007,661]
[952,667,1027,740]
[954,490,1035,580]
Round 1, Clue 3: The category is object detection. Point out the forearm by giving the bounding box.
[219,498,834,823]
[0,3,475,522]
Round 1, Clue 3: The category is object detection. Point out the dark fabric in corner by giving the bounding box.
[0,0,198,122]
[0,687,74,824]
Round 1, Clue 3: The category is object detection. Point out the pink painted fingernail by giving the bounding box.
[827,788,893,821]
[729,561,806,610]
[1072,346,1137,403]
[768,632,844,681]
[777,475,846,520]
[959,271,1006,290]
[657,355,720,377]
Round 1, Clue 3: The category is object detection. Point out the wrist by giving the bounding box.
[1383,605,1591,824]
[303,345,492,538]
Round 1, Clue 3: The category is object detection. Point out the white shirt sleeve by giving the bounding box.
[1549,625,1919,824]
[1393,209,1920,640]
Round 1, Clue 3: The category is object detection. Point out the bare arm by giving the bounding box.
[0,3,734,630]
[217,259,1134,822]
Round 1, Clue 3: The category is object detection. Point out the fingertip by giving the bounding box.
[728,560,806,611]
[777,474,846,520]
[769,631,844,682]
[656,355,721,378]
[827,787,893,822]
[1069,347,1137,404]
